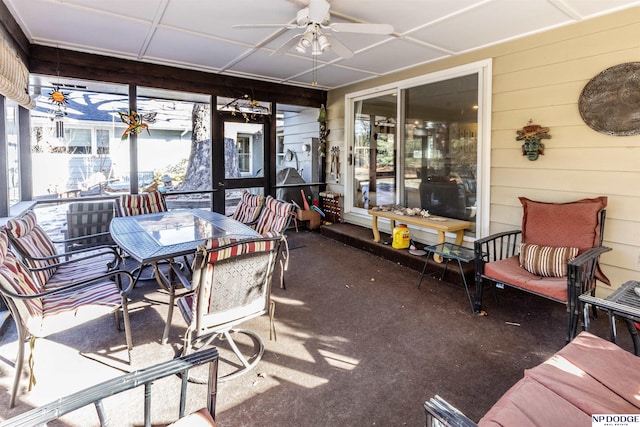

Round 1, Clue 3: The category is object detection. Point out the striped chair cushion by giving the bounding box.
[118,191,166,216]
[44,254,116,287]
[5,210,59,286]
[0,231,44,316]
[231,191,264,224]
[254,196,294,234]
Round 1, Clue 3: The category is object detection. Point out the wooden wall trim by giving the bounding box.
[30,45,327,108]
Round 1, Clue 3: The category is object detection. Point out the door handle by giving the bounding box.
[218,182,225,187]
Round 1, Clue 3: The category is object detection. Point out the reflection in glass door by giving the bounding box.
[352,93,398,210]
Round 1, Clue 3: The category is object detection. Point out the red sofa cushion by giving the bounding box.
[483,256,567,302]
[479,332,640,427]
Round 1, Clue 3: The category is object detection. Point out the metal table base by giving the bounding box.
[418,242,475,313]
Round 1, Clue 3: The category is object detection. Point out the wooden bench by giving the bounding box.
[368,209,471,262]
[368,209,470,245]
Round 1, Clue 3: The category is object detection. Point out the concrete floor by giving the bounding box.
[0,222,632,426]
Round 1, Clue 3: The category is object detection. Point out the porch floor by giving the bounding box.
[0,221,630,426]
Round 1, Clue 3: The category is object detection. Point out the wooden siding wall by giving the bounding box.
[327,8,640,295]
[280,108,320,184]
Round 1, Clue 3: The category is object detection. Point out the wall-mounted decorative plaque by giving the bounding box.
[578,62,640,136]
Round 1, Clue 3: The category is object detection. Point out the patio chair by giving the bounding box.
[171,232,284,382]
[474,196,612,342]
[0,230,134,408]
[0,347,218,427]
[230,190,264,226]
[254,195,296,235]
[63,200,116,255]
[115,190,167,217]
[254,196,295,289]
[114,191,177,283]
[4,210,122,289]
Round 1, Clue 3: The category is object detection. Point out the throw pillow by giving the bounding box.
[519,196,607,251]
[519,243,579,277]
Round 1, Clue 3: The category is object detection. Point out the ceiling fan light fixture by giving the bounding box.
[299,31,314,49]
[317,33,331,51]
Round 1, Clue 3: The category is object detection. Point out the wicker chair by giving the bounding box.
[0,230,133,408]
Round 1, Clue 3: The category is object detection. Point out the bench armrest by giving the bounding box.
[474,229,521,264]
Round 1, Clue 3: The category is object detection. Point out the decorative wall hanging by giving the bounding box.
[119,110,156,140]
[516,119,551,161]
[317,104,329,157]
[579,62,640,136]
[221,94,270,122]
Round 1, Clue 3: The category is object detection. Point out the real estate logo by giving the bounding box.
[592,414,640,427]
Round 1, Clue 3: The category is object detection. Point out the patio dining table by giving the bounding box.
[110,209,260,342]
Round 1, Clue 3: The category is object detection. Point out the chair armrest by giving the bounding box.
[0,269,135,300]
[23,245,122,271]
[0,347,219,427]
[169,260,194,291]
[567,245,612,305]
[424,395,478,427]
[474,229,521,263]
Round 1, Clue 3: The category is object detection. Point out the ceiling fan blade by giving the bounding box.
[329,23,394,34]
[325,34,354,59]
[233,23,300,30]
[308,0,330,23]
[270,33,303,56]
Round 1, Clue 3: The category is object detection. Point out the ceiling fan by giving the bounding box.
[233,0,394,59]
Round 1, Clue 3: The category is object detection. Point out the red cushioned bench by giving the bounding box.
[424,331,640,427]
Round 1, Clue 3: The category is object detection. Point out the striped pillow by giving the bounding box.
[231,191,264,224]
[5,210,59,286]
[519,243,579,277]
[118,191,166,216]
[254,196,294,234]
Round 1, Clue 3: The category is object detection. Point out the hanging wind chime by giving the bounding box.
[48,85,68,138]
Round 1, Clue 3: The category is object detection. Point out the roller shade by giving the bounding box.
[0,37,35,109]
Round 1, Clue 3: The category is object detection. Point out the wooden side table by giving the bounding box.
[579,280,640,355]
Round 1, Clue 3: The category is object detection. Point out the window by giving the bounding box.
[346,60,491,239]
[237,134,251,173]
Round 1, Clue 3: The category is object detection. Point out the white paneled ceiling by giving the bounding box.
[5,0,640,90]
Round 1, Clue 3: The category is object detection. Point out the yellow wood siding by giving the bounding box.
[327,7,640,295]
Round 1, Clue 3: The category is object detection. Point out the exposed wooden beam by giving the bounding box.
[0,1,29,62]
[30,45,327,108]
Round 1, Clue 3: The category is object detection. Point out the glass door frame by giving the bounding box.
[212,110,273,214]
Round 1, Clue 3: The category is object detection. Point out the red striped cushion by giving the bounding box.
[0,231,44,316]
[519,243,579,277]
[42,280,121,318]
[231,191,264,224]
[255,196,294,234]
[44,255,114,287]
[118,191,166,216]
[6,210,59,286]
